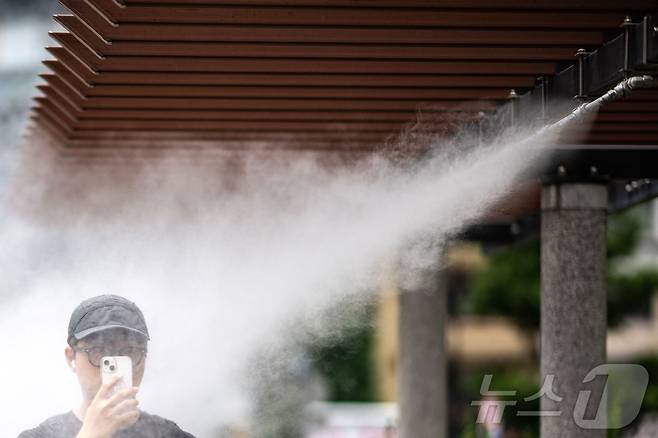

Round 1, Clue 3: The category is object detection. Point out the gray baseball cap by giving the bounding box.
[67,294,150,346]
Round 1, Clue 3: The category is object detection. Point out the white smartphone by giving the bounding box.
[101,356,133,396]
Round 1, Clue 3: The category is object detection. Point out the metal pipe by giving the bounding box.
[540,75,656,135]
[520,75,656,182]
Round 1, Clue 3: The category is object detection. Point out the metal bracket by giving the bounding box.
[537,76,548,122]
[508,89,519,129]
[621,16,641,77]
[640,15,658,68]
[541,163,610,186]
[477,111,486,147]
[574,48,591,101]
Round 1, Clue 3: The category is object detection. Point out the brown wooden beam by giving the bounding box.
[54,14,605,45]
[76,109,479,121]
[71,119,442,131]
[65,0,629,28]
[120,0,657,10]
[46,47,558,74]
[80,85,513,100]
[73,96,498,111]
[51,31,580,61]
[44,60,537,88]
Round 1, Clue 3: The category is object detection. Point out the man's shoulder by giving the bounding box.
[17,412,78,438]
[138,411,196,437]
[17,411,195,438]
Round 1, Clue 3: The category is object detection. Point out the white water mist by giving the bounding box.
[1,113,565,436]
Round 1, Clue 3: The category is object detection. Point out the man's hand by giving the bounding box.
[76,374,140,438]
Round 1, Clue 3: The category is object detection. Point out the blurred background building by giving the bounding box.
[307,202,658,437]
[0,0,62,188]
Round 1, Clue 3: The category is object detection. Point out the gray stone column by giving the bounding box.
[541,183,608,438]
[398,262,447,438]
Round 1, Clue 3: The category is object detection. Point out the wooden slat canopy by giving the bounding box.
[28,0,658,157]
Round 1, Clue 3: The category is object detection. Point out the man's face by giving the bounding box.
[65,329,147,402]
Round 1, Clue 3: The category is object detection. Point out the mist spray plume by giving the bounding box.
[0,104,589,436]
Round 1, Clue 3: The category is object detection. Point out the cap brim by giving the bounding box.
[74,324,150,342]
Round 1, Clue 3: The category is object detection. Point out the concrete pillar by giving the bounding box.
[540,182,608,438]
[398,262,448,438]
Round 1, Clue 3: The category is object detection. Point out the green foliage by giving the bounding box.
[464,208,658,329]
[630,356,658,414]
[607,208,642,260]
[608,269,658,326]
[461,366,540,438]
[307,319,377,402]
[464,239,540,329]
[457,206,658,436]
[608,355,658,437]
[460,357,658,438]
[247,348,318,438]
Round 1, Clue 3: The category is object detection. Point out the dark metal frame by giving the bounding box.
[508,14,658,133]
[465,14,658,243]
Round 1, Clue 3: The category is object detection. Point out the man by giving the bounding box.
[18,294,195,438]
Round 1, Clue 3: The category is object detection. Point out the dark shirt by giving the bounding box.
[18,411,195,438]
